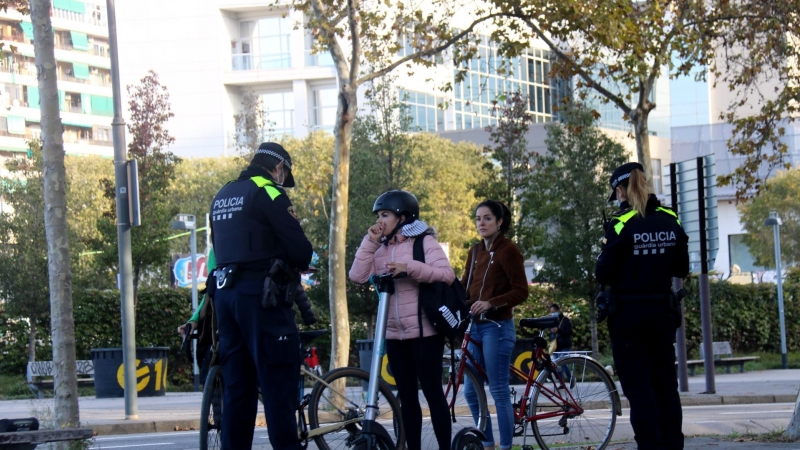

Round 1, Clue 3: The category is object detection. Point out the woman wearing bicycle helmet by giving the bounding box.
[349,189,454,450]
[462,200,528,450]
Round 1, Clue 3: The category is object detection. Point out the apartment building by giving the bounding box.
[113,0,672,161]
[0,0,114,163]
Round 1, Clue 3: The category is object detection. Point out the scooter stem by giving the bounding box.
[366,274,395,422]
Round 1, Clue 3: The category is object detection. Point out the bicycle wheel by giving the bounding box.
[418,360,488,450]
[199,364,223,450]
[530,356,617,450]
[308,367,405,450]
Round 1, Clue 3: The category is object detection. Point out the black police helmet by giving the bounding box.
[608,162,644,202]
[372,190,419,222]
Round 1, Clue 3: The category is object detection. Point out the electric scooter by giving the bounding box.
[354,273,485,450]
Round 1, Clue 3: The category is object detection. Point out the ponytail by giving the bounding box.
[623,169,651,217]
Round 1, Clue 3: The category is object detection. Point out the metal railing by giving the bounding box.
[231,53,291,71]
[52,8,108,28]
[304,50,334,67]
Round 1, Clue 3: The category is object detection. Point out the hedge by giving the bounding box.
[512,280,800,357]
[0,288,193,385]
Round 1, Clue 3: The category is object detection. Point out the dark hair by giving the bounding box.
[550,303,560,311]
[475,200,512,233]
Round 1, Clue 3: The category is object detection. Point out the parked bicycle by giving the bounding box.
[419,313,622,450]
[198,327,405,450]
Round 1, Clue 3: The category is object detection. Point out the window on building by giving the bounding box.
[234,17,292,71]
[401,89,444,132]
[262,92,295,136]
[311,87,337,132]
[454,42,555,129]
[728,234,764,273]
[652,158,663,195]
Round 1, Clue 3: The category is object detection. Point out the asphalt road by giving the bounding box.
[86,402,797,449]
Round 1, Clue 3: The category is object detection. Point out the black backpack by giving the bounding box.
[412,233,470,340]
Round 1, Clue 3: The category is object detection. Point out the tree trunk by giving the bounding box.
[28,318,36,363]
[787,392,800,439]
[632,111,656,192]
[328,89,357,371]
[31,0,80,436]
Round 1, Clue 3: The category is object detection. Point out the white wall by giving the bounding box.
[115,0,227,157]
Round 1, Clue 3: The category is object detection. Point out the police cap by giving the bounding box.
[252,142,295,187]
[608,162,644,202]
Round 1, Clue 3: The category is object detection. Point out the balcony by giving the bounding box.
[52,8,107,28]
[0,128,112,147]
[231,53,292,71]
[305,50,334,67]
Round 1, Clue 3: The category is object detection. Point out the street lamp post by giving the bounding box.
[764,211,788,369]
[172,214,199,390]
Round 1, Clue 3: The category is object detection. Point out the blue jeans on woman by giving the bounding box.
[463,319,516,449]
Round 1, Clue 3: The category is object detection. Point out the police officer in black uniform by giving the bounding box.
[595,162,689,450]
[210,142,312,450]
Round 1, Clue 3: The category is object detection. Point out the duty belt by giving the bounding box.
[215,265,266,289]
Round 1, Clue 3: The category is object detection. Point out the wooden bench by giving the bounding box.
[0,417,94,450]
[683,342,759,376]
[26,360,95,399]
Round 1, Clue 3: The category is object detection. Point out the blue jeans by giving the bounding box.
[554,348,572,381]
[463,319,516,449]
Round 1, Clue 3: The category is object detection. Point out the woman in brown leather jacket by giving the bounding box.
[461,200,529,450]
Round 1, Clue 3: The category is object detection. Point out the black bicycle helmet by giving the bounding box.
[372,190,419,222]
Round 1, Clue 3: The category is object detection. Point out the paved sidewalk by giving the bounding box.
[1,369,798,436]
[610,437,800,449]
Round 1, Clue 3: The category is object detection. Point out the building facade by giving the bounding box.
[0,0,114,161]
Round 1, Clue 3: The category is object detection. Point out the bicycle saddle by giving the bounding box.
[299,329,329,345]
[519,316,560,330]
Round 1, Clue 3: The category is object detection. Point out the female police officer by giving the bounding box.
[595,162,689,450]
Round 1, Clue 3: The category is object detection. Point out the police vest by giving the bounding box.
[211,176,284,266]
[610,205,686,295]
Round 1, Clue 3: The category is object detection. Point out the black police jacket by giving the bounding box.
[210,167,313,272]
[595,195,689,296]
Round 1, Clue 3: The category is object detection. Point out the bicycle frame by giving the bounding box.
[448,319,584,426]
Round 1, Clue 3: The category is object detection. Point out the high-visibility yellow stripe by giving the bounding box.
[613,210,638,235]
[657,207,681,225]
[250,176,281,200]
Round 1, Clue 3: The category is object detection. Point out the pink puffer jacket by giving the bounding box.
[349,233,455,340]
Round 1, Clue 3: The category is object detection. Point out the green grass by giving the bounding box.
[726,428,800,443]
[0,374,195,399]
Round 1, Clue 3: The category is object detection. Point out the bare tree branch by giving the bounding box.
[509,10,633,116]
[348,0,360,85]
[357,13,503,86]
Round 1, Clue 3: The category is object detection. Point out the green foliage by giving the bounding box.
[482,90,535,224]
[94,71,180,295]
[165,156,242,256]
[738,169,800,268]
[0,309,33,375]
[0,141,50,325]
[519,104,626,296]
[491,0,800,199]
[682,279,800,355]
[0,288,193,384]
[518,104,626,354]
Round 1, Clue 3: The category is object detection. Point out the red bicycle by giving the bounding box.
[420,314,621,450]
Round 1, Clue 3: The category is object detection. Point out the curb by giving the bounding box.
[90,413,267,436]
[86,395,798,436]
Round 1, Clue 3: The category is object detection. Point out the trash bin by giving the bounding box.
[510,338,535,384]
[356,339,396,390]
[91,347,170,398]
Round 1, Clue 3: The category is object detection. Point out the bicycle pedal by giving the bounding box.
[522,446,534,450]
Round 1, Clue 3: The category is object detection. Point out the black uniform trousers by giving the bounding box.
[609,300,684,450]
[215,279,301,450]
